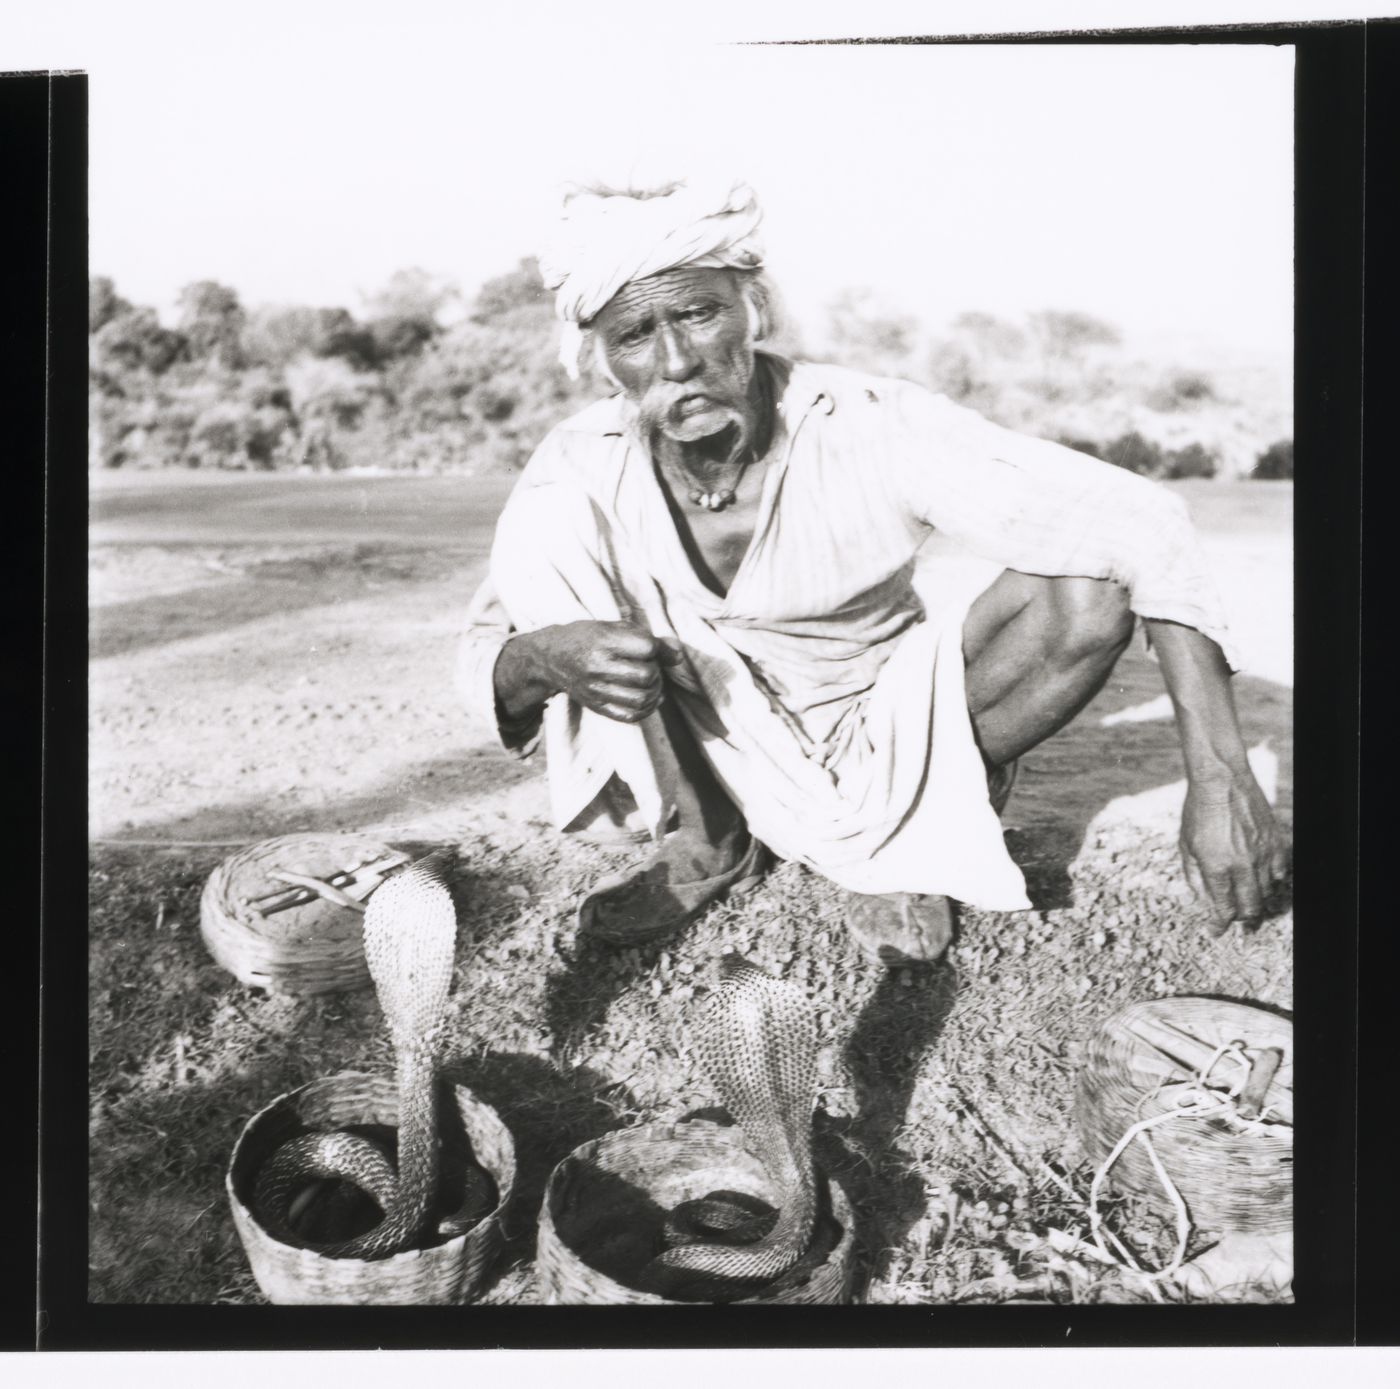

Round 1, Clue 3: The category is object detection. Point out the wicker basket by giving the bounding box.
[227,1070,514,1304]
[1075,998,1293,1236]
[535,1119,856,1304]
[200,833,403,995]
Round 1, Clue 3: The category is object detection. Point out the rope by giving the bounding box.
[1086,1039,1282,1281]
[944,1075,1166,1302]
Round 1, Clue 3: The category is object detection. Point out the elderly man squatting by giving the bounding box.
[456,179,1288,965]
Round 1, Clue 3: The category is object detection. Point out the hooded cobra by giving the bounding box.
[252,856,490,1259]
[645,953,821,1297]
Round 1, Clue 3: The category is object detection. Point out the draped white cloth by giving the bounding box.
[457,356,1239,909]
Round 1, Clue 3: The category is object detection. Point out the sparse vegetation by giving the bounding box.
[89,262,597,474]
[89,270,1288,480]
[88,479,1293,1305]
[1104,430,1168,477]
[1253,439,1294,480]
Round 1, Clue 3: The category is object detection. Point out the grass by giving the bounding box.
[87,475,1294,1306]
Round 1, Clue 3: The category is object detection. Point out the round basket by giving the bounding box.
[535,1118,855,1305]
[227,1070,515,1305]
[1075,998,1293,1236]
[200,833,402,995]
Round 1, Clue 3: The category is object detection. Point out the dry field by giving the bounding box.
[88,472,1293,1306]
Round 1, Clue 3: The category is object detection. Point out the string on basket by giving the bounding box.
[1086,1038,1283,1282]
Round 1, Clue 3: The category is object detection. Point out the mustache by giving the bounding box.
[636,380,744,433]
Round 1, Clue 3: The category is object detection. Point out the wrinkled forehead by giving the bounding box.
[592,266,743,331]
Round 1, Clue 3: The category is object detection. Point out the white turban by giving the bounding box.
[538,176,765,379]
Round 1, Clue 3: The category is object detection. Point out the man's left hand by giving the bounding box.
[1179,770,1291,934]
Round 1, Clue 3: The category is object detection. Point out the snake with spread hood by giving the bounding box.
[646,952,821,1297]
[252,855,490,1259]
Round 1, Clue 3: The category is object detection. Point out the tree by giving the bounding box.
[1252,439,1294,480]
[361,268,460,363]
[91,305,188,376]
[925,340,981,403]
[826,288,917,372]
[1055,436,1106,460]
[364,267,460,324]
[1161,443,1218,480]
[469,258,547,323]
[1147,370,1219,413]
[1104,430,1166,477]
[369,314,437,363]
[90,276,130,333]
[243,305,375,371]
[283,356,379,432]
[1028,310,1121,359]
[951,311,1028,360]
[177,280,246,368]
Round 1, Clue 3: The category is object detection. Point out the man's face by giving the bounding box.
[592,267,757,445]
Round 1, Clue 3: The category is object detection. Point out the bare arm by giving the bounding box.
[1147,618,1290,931]
[893,385,1243,669]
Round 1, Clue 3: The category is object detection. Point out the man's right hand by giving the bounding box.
[495,621,673,725]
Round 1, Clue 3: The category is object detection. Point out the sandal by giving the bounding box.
[577,835,771,946]
[845,891,956,967]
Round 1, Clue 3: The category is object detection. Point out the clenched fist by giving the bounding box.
[495,620,677,725]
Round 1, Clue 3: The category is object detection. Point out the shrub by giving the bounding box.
[91,392,134,468]
[827,288,917,369]
[950,311,1029,360]
[926,343,981,403]
[283,355,380,430]
[177,280,247,369]
[1252,439,1294,479]
[242,305,376,372]
[1161,443,1218,480]
[1028,310,1121,357]
[92,306,187,376]
[90,276,130,334]
[1146,370,1218,412]
[1168,371,1216,402]
[367,313,437,363]
[1104,431,1166,477]
[469,259,548,323]
[1055,436,1106,460]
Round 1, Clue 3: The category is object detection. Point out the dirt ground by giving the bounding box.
[87,473,1293,1306]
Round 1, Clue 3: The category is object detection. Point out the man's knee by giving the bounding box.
[1049,576,1134,664]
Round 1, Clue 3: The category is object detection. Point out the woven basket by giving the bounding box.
[227,1070,514,1304]
[1075,998,1293,1236]
[536,1119,855,1304]
[200,833,401,995]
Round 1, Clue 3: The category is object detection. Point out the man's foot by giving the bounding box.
[844,891,956,967]
[843,762,1017,968]
[577,831,769,945]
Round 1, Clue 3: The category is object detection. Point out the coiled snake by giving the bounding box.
[646,953,821,1297]
[252,857,491,1258]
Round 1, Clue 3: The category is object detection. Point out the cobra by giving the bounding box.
[252,857,490,1259]
[646,953,820,1297]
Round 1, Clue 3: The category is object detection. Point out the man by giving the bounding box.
[456,177,1287,965]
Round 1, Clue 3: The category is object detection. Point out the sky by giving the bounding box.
[13,3,1306,357]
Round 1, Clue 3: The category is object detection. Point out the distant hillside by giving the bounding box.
[89,269,1291,480]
